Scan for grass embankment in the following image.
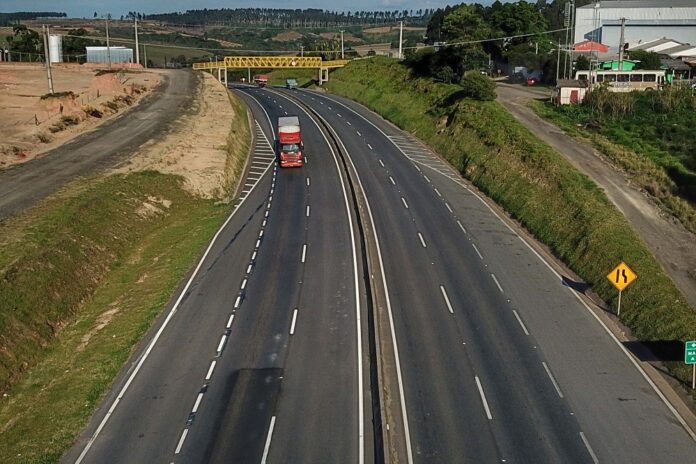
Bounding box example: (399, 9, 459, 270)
(0, 94, 250, 462)
(326, 57, 696, 388)
(532, 95, 696, 234)
(268, 69, 318, 88)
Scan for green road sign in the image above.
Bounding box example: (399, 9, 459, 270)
(686, 341, 696, 364)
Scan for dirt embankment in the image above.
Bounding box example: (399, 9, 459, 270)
(116, 72, 244, 199)
(0, 64, 161, 169)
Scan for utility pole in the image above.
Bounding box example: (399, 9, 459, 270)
(618, 17, 626, 70)
(42, 25, 54, 94)
(563, 1, 571, 79)
(398, 21, 403, 59)
(300, 45, 304, 57)
(143, 44, 147, 68)
(105, 13, 112, 69)
(340, 30, 345, 59)
(556, 39, 562, 83)
(134, 16, 140, 65)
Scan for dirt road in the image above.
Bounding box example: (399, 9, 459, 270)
(0, 70, 198, 219)
(496, 82, 696, 311)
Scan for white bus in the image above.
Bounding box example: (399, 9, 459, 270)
(574, 70, 666, 92)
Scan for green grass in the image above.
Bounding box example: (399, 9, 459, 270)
(532, 100, 696, 234)
(268, 69, 318, 88)
(326, 56, 696, 392)
(0, 89, 250, 463)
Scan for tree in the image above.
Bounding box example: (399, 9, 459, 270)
(575, 55, 590, 71)
(630, 50, 662, 70)
(460, 72, 496, 100)
(6, 24, 41, 57)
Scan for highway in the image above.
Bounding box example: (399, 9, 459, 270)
(65, 82, 696, 464)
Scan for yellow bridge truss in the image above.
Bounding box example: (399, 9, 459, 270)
(193, 56, 349, 70)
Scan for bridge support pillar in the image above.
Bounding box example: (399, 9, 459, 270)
(318, 67, 329, 86)
(217, 67, 221, 82)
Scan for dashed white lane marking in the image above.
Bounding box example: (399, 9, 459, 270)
(306, 177, 310, 186)
(445, 203, 453, 213)
(475, 376, 493, 420)
(472, 243, 484, 260)
(290, 309, 298, 335)
(368, 143, 373, 150)
(434, 188, 442, 197)
(457, 220, 467, 234)
(417, 232, 427, 248)
(491, 274, 504, 293)
(301, 244, 307, 263)
(580, 432, 599, 464)
(247, 264, 253, 274)
(389, 176, 396, 185)
(379, 159, 385, 167)
(328, 106, 332, 110)
(357, 131, 362, 137)
(319, 101, 324, 105)
(234, 295, 242, 309)
(440, 285, 454, 314)
(401, 197, 409, 209)
(306, 205, 310, 217)
(423, 175, 431, 183)
(512, 309, 530, 336)
(226, 313, 235, 329)
(284, 111, 288, 115)
(542, 362, 564, 398)
(205, 360, 216, 380)
(251, 251, 257, 260)
(260, 416, 277, 464)
(414, 164, 421, 172)
(216, 335, 227, 354)
(255, 239, 261, 249)
(174, 429, 188, 454)
(347, 121, 352, 126)
(191, 392, 204, 413)
(337, 113, 342, 117)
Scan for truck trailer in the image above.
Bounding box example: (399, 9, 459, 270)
(277, 116, 304, 168)
(253, 74, 269, 87)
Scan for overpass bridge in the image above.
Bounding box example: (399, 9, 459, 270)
(193, 56, 349, 85)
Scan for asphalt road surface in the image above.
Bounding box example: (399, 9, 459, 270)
(0, 70, 197, 220)
(65, 84, 696, 464)
(65, 85, 372, 464)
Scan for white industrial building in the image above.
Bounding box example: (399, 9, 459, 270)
(575, 1, 696, 52)
(86, 46, 133, 64)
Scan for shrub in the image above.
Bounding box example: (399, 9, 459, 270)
(60, 115, 80, 126)
(83, 106, 103, 118)
(460, 72, 496, 101)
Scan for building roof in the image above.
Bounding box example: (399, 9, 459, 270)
(574, 40, 609, 52)
(660, 44, 696, 57)
(629, 38, 683, 51)
(556, 79, 587, 88)
(579, 0, 696, 8)
(660, 57, 691, 70)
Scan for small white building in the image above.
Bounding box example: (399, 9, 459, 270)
(555, 79, 589, 105)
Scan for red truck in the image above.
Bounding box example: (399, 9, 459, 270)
(277, 116, 304, 167)
(253, 74, 269, 87)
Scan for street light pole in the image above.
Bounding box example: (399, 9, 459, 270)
(134, 16, 140, 65)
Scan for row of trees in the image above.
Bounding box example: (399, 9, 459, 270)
(412, 0, 599, 84)
(144, 8, 435, 27)
(5, 25, 101, 61)
(0, 11, 66, 26)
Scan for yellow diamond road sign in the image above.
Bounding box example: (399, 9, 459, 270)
(607, 261, 637, 292)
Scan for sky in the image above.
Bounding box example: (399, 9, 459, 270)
(0, 1, 467, 19)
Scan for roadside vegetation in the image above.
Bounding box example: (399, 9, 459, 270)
(0, 91, 250, 462)
(532, 90, 696, 234)
(326, 57, 696, 394)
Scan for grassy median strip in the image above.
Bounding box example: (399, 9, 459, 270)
(0, 88, 250, 463)
(326, 57, 696, 393)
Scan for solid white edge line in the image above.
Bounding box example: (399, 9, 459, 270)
(440, 285, 454, 314)
(174, 428, 188, 454)
(491, 273, 504, 293)
(401, 197, 409, 209)
(192, 392, 204, 413)
(307, 89, 696, 443)
(205, 360, 216, 380)
(260, 416, 276, 464)
(580, 432, 600, 464)
(542, 361, 564, 398)
(290, 309, 298, 335)
(73, 118, 275, 464)
(472, 243, 484, 260)
(512, 309, 530, 336)
(301, 244, 307, 263)
(475, 376, 493, 420)
(418, 232, 427, 248)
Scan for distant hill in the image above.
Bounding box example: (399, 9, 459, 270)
(0, 12, 66, 26)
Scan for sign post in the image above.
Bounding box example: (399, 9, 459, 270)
(606, 262, 637, 317)
(685, 341, 696, 389)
